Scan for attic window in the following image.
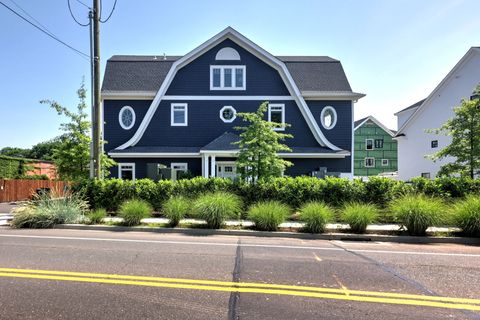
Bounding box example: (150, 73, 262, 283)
(215, 47, 241, 60)
(320, 106, 337, 130)
(220, 106, 236, 123)
(210, 66, 246, 90)
(119, 106, 135, 130)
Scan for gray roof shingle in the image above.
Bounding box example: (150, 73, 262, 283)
(396, 98, 426, 114)
(102, 55, 352, 93)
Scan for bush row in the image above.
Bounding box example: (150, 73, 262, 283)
(73, 176, 480, 212)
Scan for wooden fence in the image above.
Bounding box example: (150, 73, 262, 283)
(0, 180, 69, 203)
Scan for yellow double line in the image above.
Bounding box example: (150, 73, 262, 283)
(1, 267, 479, 311)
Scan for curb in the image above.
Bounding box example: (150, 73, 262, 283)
(54, 224, 480, 245)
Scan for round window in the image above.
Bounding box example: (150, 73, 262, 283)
(320, 106, 337, 130)
(119, 106, 135, 130)
(219, 106, 236, 123)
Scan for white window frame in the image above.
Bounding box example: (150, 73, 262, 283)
(364, 157, 375, 168)
(219, 106, 237, 123)
(320, 106, 337, 130)
(381, 159, 389, 166)
(118, 106, 136, 130)
(171, 163, 188, 171)
(118, 163, 136, 181)
(268, 103, 285, 131)
(171, 103, 188, 126)
(210, 65, 246, 90)
(365, 139, 374, 150)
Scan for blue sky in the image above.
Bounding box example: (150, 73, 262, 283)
(0, 0, 479, 149)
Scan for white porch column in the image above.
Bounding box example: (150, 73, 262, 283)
(210, 155, 216, 178)
(203, 154, 209, 178)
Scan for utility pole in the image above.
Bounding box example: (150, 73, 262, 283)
(92, 0, 102, 178)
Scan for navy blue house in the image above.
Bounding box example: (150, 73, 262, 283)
(101, 27, 364, 180)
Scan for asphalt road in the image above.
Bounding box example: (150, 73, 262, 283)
(0, 228, 479, 320)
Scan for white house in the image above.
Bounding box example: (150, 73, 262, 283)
(394, 47, 480, 180)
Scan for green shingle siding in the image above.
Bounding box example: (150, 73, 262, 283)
(354, 119, 398, 176)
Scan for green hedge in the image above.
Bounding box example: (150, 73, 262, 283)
(72, 176, 480, 212)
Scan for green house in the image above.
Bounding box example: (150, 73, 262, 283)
(354, 116, 397, 177)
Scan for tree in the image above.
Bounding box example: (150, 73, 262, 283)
(234, 102, 293, 183)
(0, 147, 31, 158)
(41, 81, 114, 180)
(429, 84, 480, 178)
(28, 136, 64, 161)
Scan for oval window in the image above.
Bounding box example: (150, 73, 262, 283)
(320, 106, 337, 130)
(219, 106, 236, 123)
(119, 106, 136, 130)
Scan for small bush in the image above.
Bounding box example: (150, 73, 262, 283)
(453, 195, 480, 237)
(299, 202, 333, 233)
(118, 199, 152, 226)
(341, 202, 378, 233)
(163, 196, 191, 227)
(194, 192, 242, 229)
(247, 201, 290, 231)
(87, 209, 107, 225)
(390, 194, 445, 236)
(11, 191, 88, 228)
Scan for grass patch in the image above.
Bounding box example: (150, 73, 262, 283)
(247, 201, 290, 231)
(193, 192, 243, 229)
(341, 202, 379, 234)
(163, 196, 191, 227)
(452, 195, 480, 237)
(86, 208, 107, 225)
(118, 199, 152, 226)
(299, 201, 333, 233)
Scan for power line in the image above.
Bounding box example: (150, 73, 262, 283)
(8, 0, 56, 37)
(99, 0, 116, 23)
(0, 1, 90, 60)
(75, 0, 90, 10)
(67, 0, 90, 27)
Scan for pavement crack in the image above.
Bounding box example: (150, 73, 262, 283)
(227, 238, 243, 320)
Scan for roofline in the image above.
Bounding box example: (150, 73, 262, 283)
(108, 151, 350, 159)
(393, 104, 421, 116)
(353, 115, 396, 137)
(396, 47, 480, 135)
(114, 27, 343, 151)
(301, 91, 365, 101)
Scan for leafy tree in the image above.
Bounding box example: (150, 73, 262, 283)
(29, 137, 64, 161)
(429, 84, 480, 178)
(234, 102, 293, 183)
(0, 147, 31, 158)
(41, 81, 114, 180)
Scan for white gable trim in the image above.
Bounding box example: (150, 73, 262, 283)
(397, 47, 480, 135)
(115, 27, 346, 151)
(354, 115, 396, 137)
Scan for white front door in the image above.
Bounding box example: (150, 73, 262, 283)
(216, 162, 237, 179)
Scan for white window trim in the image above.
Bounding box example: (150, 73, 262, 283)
(364, 157, 375, 168)
(118, 106, 136, 130)
(268, 103, 285, 131)
(171, 162, 188, 171)
(381, 159, 389, 166)
(365, 139, 374, 150)
(118, 163, 136, 181)
(210, 65, 246, 90)
(171, 103, 188, 126)
(219, 106, 237, 123)
(320, 106, 337, 130)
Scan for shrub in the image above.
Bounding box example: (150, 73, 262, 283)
(11, 191, 88, 228)
(341, 202, 379, 233)
(194, 192, 242, 229)
(452, 195, 480, 237)
(118, 199, 152, 226)
(299, 201, 333, 233)
(163, 196, 191, 227)
(390, 194, 445, 236)
(247, 201, 290, 231)
(87, 208, 107, 225)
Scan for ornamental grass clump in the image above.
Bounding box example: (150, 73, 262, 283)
(452, 195, 480, 237)
(299, 201, 334, 233)
(11, 190, 88, 228)
(86, 208, 107, 225)
(118, 199, 152, 226)
(341, 202, 379, 233)
(247, 201, 290, 231)
(163, 196, 191, 227)
(193, 192, 243, 229)
(390, 194, 445, 236)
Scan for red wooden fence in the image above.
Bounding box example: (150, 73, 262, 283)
(0, 180, 69, 203)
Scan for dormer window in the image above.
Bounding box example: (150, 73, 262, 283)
(210, 66, 246, 90)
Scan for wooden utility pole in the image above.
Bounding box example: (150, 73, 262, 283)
(92, 0, 101, 178)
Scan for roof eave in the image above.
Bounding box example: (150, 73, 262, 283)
(302, 91, 366, 101)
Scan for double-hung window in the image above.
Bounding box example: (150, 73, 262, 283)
(374, 139, 384, 149)
(366, 139, 374, 150)
(210, 66, 246, 90)
(268, 104, 285, 131)
(171, 103, 188, 126)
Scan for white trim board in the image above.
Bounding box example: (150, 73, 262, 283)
(162, 95, 294, 100)
(354, 115, 396, 137)
(114, 27, 353, 151)
(109, 151, 350, 159)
